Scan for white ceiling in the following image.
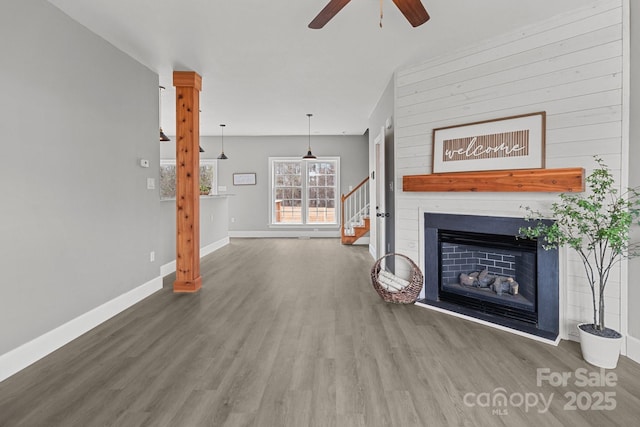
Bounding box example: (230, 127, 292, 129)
(48, 0, 594, 136)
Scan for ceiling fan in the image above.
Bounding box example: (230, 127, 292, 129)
(309, 0, 430, 29)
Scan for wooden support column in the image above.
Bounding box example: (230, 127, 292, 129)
(173, 71, 202, 293)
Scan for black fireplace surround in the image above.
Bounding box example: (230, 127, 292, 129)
(422, 213, 559, 340)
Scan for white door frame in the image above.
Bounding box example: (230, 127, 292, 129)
(374, 126, 386, 259)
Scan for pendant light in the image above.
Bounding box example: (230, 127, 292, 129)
(196, 110, 204, 152)
(217, 124, 228, 159)
(159, 86, 170, 141)
(303, 113, 317, 159)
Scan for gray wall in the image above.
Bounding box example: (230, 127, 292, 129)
(629, 1, 640, 339)
(0, 0, 161, 355)
(368, 77, 395, 256)
(194, 135, 368, 234)
(159, 142, 230, 266)
(158, 197, 229, 267)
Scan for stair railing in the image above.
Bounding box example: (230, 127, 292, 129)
(341, 176, 370, 240)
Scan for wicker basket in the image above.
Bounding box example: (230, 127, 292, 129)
(371, 253, 424, 304)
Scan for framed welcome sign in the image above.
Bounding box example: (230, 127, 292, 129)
(432, 112, 546, 173)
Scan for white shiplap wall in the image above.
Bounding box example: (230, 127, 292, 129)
(394, 0, 624, 341)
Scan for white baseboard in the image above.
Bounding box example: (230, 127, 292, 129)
(0, 277, 162, 383)
(229, 230, 340, 238)
(160, 236, 230, 277)
(626, 334, 640, 364)
(160, 259, 176, 278)
(352, 236, 370, 245)
(202, 236, 230, 257)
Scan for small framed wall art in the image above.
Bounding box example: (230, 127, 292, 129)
(233, 172, 257, 186)
(432, 112, 546, 173)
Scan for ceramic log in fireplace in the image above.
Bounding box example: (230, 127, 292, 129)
(422, 213, 559, 340)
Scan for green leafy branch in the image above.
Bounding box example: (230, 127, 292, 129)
(520, 157, 640, 331)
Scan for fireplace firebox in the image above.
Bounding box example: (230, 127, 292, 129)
(422, 213, 559, 340)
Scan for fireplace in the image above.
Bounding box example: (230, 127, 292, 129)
(422, 213, 559, 340)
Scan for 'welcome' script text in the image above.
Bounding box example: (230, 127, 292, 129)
(443, 130, 530, 162)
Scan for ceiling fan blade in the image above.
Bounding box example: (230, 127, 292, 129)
(392, 0, 430, 27)
(309, 0, 352, 29)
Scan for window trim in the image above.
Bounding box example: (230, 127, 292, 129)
(268, 157, 340, 227)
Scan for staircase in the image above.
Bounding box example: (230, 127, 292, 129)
(341, 177, 370, 244)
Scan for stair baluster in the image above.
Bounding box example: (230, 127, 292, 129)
(341, 177, 370, 244)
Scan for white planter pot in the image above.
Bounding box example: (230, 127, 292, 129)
(578, 323, 623, 369)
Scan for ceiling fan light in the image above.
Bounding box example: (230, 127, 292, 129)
(309, 0, 429, 29)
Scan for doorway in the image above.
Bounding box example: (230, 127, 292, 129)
(374, 124, 395, 259)
(375, 128, 385, 259)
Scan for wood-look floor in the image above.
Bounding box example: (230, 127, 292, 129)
(1, 238, 639, 426)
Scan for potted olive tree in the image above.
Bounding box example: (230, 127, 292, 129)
(520, 157, 640, 368)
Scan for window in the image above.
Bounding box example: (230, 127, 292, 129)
(270, 157, 339, 225)
(160, 159, 217, 200)
(307, 161, 337, 223)
(272, 160, 303, 223)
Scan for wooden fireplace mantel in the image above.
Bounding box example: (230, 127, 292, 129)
(402, 167, 584, 193)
